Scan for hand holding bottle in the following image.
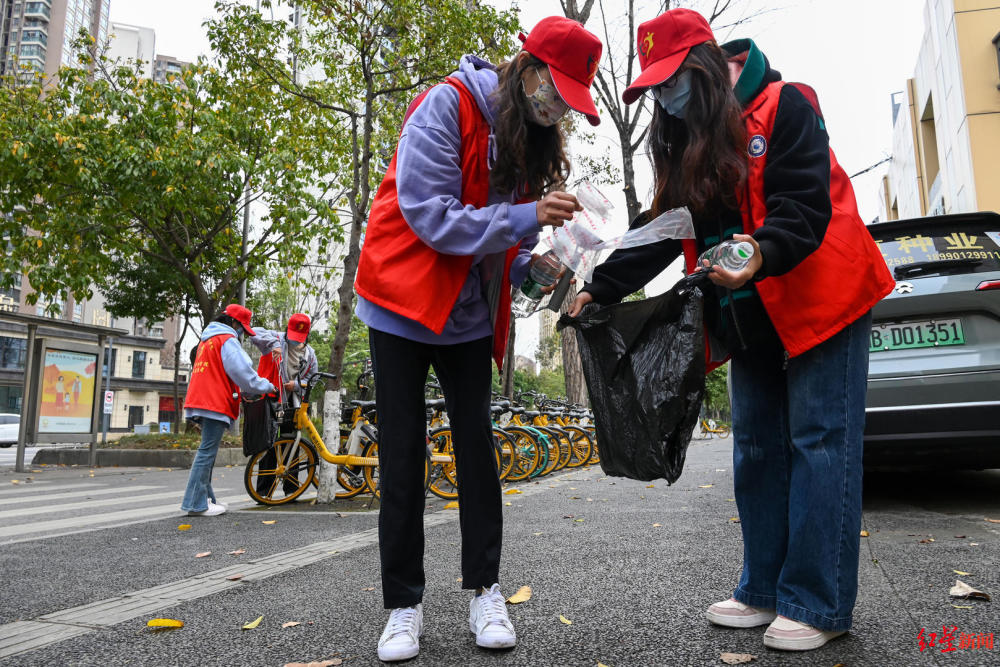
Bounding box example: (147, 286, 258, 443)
(700, 234, 763, 290)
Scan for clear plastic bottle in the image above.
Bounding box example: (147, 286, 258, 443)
(511, 249, 562, 318)
(697, 240, 755, 272)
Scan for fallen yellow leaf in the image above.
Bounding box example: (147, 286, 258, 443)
(444, 501, 459, 509)
(10, 480, 18, 485)
(726, 498, 735, 502)
(504, 502, 512, 506)
(574, 518, 584, 522)
(730, 517, 741, 523)
(559, 614, 572, 625)
(282, 621, 301, 628)
(652, 523, 662, 527)
(262, 520, 276, 525)
(147, 618, 184, 629)
(505, 489, 523, 495)
(362, 587, 375, 592)
(533, 532, 543, 536)
(178, 524, 192, 531)
(507, 586, 532, 604)
(699, 484, 713, 488)
(860, 530, 870, 537)
(242, 615, 264, 630)
(646, 484, 655, 488)
(228, 549, 246, 555)
(952, 605, 973, 609)
(597, 663, 610, 667)
(227, 574, 244, 581)
(953, 570, 972, 576)
(283, 660, 342, 667)
(720, 652, 756, 665)
(195, 551, 211, 558)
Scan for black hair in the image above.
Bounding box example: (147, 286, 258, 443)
(214, 314, 244, 336)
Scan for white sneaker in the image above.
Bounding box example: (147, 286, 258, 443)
(469, 583, 516, 649)
(377, 604, 422, 662)
(763, 615, 846, 651)
(706, 597, 777, 628)
(187, 502, 226, 517)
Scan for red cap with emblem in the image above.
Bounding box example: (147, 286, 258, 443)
(622, 9, 715, 104)
(286, 313, 311, 344)
(223, 303, 256, 337)
(518, 16, 603, 126)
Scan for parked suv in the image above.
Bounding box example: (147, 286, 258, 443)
(0, 413, 19, 447)
(864, 211, 1000, 468)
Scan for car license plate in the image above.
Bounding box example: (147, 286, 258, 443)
(869, 318, 965, 353)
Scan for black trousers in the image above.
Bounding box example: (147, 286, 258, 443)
(369, 328, 501, 609)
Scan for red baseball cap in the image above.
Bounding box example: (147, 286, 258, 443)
(286, 313, 311, 344)
(622, 9, 715, 104)
(518, 16, 602, 126)
(223, 303, 256, 337)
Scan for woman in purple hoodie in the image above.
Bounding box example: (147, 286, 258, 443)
(354, 17, 603, 663)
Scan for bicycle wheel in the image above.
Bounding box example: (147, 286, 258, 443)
(719, 425, 732, 438)
(537, 427, 563, 477)
(493, 427, 516, 481)
(551, 428, 573, 471)
(427, 428, 458, 500)
(527, 427, 552, 478)
(364, 438, 430, 500)
(244, 438, 316, 505)
(502, 426, 541, 483)
(562, 426, 594, 468)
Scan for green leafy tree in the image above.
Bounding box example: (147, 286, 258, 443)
(0, 32, 340, 326)
(703, 362, 730, 420)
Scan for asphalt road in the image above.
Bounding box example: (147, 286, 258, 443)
(1, 437, 997, 666)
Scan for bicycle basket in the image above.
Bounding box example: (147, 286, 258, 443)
(242, 396, 281, 457)
(558, 277, 708, 483)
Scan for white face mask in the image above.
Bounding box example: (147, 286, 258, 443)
(523, 68, 569, 127)
(653, 70, 693, 119)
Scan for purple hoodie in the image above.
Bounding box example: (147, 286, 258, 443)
(355, 55, 539, 345)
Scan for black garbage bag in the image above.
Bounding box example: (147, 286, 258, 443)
(242, 396, 280, 457)
(558, 275, 709, 483)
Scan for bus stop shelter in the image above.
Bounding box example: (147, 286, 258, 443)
(0, 311, 127, 473)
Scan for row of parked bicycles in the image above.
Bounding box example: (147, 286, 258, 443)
(242, 368, 599, 505)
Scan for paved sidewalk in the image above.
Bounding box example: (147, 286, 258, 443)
(1, 439, 998, 666)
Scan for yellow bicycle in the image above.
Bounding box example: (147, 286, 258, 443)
(243, 372, 429, 504)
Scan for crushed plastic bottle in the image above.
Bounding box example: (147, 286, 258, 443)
(697, 240, 754, 272)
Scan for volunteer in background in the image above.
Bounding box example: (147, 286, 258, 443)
(570, 8, 893, 652)
(354, 16, 602, 662)
(249, 313, 318, 499)
(181, 304, 276, 516)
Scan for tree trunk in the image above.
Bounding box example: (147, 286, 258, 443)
(501, 318, 516, 398)
(620, 134, 642, 223)
(560, 283, 588, 405)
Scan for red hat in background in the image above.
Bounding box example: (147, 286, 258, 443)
(223, 303, 256, 336)
(286, 313, 311, 344)
(519, 16, 603, 126)
(622, 9, 715, 104)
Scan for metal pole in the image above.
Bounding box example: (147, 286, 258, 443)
(14, 323, 37, 473)
(88, 334, 106, 467)
(101, 336, 113, 445)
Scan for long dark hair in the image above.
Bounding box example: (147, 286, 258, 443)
(647, 42, 747, 217)
(490, 53, 570, 197)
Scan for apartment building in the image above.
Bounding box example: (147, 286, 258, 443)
(881, 0, 1000, 219)
(0, 0, 111, 78)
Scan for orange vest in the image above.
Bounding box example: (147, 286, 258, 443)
(183, 333, 241, 419)
(682, 81, 894, 359)
(355, 77, 521, 369)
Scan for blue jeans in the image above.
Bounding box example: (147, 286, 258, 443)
(729, 311, 871, 632)
(180, 417, 226, 512)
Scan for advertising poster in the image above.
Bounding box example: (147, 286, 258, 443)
(38, 349, 97, 434)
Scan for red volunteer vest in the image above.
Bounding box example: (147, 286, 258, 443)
(183, 333, 241, 419)
(355, 77, 521, 369)
(257, 351, 281, 398)
(682, 81, 894, 360)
